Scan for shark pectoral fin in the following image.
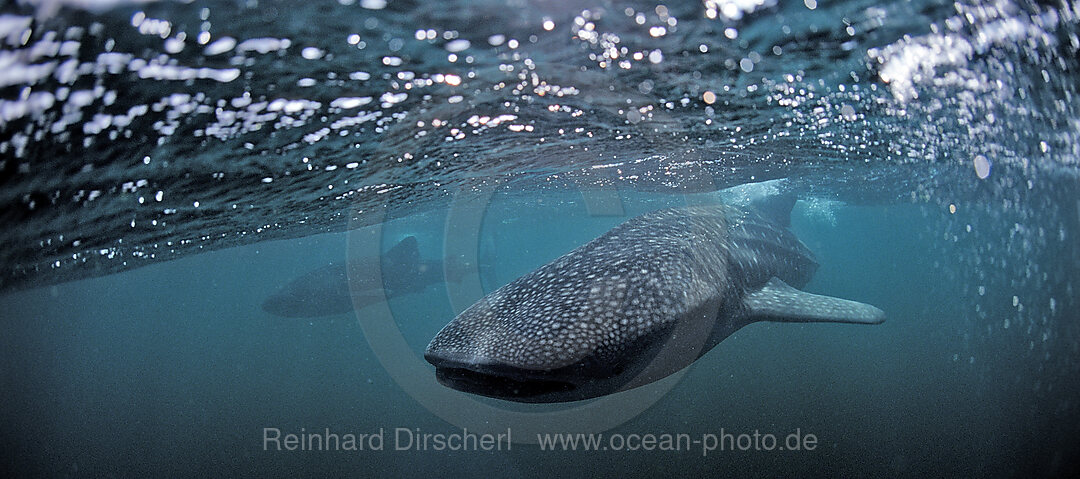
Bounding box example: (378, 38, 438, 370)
(743, 278, 885, 325)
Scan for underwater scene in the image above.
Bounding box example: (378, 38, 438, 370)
(1, 0, 1078, 476)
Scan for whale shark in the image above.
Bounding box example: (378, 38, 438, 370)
(425, 192, 885, 403)
(262, 236, 460, 318)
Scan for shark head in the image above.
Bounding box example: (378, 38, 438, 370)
(424, 270, 699, 402)
(425, 206, 738, 402)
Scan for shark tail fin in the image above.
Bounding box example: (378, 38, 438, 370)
(477, 234, 498, 291)
(442, 235, 499, 291)
(743, 278, 885, 324)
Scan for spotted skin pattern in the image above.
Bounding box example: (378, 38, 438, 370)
(425, 203, 884, 402)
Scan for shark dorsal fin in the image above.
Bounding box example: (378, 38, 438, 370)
(748, 191, 796, 227)
(743, 278, 885, 324)
(384, 235, 420, 270)
(716, 179, 797, 227)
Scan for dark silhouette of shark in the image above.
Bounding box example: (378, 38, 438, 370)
(262, 236, 475, 318)
(425, 193, 885, 403)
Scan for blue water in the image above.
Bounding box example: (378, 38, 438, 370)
(2, 0, 1079, 476)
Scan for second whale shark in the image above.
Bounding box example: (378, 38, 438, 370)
(262, 236, 479, 318)
(425, 190, 885, 402)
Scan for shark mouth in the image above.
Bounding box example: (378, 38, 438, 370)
(433, 366, 578, 401)
(425, 350, 587, 401)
